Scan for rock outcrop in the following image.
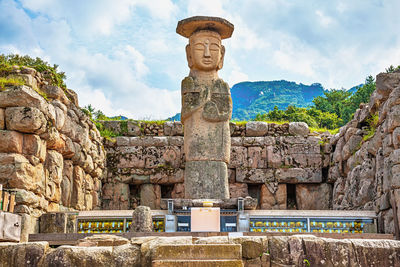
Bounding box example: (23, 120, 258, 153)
(0, 67, 105, 240)
(330, 71, 400, 234)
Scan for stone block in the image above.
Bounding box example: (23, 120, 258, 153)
(229, 183, 248, 198)
(243, 136, 275, 146)
(151, 244, 242, 260)
(229, 146, 248, 168)
(0, 153, 45, 193)
(265, 145, 282, 168)
(44, 150, 63, 202)
(131, 206, 153, 232)
(101, 182, 130, 210)
(230, 236, 263, 259)
(5, 106, 47, 134)
(23, 134, 46, 163)
(236, 168, 274, 184)
(275, 168, 322, 183)
(127, 121, 141, 136)
(246, 121, 268, 136)
(142, 136, 168, 147)
(115, 146, 145, 168)
(0, 130, 23, 153)
(42, 244, 141, 266)
(150, 169, 184, 184)
(77, 234, 130, 247)
(0, 241, 48, 266)
(140, 184, 161, 209)
(40, 212, 68, 233)
(289, 122, 309, 136)
(248, 146, 267, 168)
(260, 184, 286, 209)
(41, 84, 69, 102)
(164, 121, 183, 136)
(167, 136, 184, 146)
(185, 161, 229, 199)
(0, 108, 4, 129)
(171, 183, 185, 198)
(296, 183, 332, 210)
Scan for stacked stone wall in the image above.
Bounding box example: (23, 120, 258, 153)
(0, 67, 105, 239)
(102, 120, 332, 210)
(330, 70, 400, 234)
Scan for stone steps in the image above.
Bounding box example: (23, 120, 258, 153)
(152, 259, 244, 267)
(151, 244, 243, 267)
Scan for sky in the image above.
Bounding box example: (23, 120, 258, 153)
(1, 0, 400, 119)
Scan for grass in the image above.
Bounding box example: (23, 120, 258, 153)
(0, 77, 25, 90)
(310, 127, 339, 135)
(363, 112, 379, 141)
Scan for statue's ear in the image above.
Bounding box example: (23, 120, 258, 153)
(186, 44, 193, 68)
(218, 45, 225, 70)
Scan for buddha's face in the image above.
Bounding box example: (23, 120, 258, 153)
(186, 30, 225, 72)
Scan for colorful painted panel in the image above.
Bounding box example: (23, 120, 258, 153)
(249, 218, 308, 233)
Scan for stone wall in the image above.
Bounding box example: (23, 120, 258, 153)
(0, 67, 105, 239)
(330, 70, 400, 235)
(102, 120, 331, 210)
(1, 235, 399, 266)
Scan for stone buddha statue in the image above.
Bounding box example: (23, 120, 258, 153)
(176, 16, 234, 199)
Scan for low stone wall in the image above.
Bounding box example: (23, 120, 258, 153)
(102, 120, 331, 210)
(0, 235, 399, 266)
(0, 68, 105, 240)
(330, 71, 400, 234)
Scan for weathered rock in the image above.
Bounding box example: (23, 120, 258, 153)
(231, 236, 264, 259)
(0, 241, 49, 267)
(185, 161, 229, 199)
(229, 183, 248, 198)
(296, 183, 332, 210)
(275, 168, 322, 183)
(0, 130, 23, 153)
(376, 72, 400, 99)
(140, 184, 161, 209)
(289, 122, 309, 136)
(40, 212, 68, 233)
(164, 121, 183, 136)
(42, 244, 141, 267)
(260, 184, 286, 209)
(23, 134, 46, 163)
(5, 106, 47, 134)
(77, 235, 130, 247)
(246, 121, 268, 136)
(236, 168, 274, 184)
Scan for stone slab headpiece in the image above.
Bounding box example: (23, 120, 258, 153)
(176, 16, 234, 39)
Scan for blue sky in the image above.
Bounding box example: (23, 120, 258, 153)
(1, 0, 400, 119)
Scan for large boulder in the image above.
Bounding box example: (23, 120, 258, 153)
(0, 130, 23, 153)
(246, 121, 268, 136)
(5, 106, 47, 134)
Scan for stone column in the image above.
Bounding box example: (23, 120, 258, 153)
(176, 16, 234, 199)
(130, 206, 153, 232)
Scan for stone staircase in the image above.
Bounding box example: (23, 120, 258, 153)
(151, 244, 244, 267)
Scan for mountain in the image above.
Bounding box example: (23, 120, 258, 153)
(167, 80, 358, 121)
(230, 80, 325, 120)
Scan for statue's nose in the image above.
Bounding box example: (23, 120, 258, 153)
(204, 46, 211, 58)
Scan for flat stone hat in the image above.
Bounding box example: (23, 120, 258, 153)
(176, 16, 234, 39)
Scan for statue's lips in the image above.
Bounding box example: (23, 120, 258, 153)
(202, 60, 213, 64)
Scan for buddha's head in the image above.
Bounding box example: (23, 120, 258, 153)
(186, 30, 225, 72)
